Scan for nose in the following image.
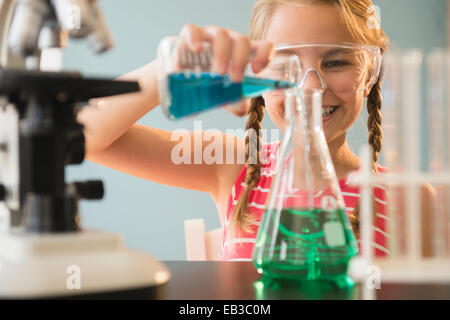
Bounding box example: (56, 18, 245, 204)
(299, 67, 327, 91)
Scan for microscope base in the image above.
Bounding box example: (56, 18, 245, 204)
(0, 229, 170, 299)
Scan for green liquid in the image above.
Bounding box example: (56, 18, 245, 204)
(253, 208, 358, 288)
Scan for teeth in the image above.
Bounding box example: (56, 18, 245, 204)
(322, 106, 337, 117)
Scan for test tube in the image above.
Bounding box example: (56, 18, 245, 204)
(382, 50, 424, 260)
(402, 50, 423, 261)
(427, 49, 450, 258)
(381, 52, 401, 257)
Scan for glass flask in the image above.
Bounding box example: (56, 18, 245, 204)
(156, 36, 300, 120)
(252, 88, 359, 288)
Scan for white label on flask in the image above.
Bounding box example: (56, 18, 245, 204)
(324, 221, 345, 247)
(280, 239, 287, 261)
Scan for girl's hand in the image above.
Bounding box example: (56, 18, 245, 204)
(179, 24, 274, 117)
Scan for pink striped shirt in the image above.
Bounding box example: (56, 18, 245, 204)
(221, 141, 390, 261)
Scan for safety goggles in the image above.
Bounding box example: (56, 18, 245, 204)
(261, 43, 382, 96)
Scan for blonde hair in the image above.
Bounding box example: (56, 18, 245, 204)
(229, 0, 389, 240)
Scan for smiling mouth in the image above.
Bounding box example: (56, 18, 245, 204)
(322, 106, 339, 120)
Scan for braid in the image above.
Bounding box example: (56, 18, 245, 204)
(367, 80, 383, 164)
(228, 96, 265, 241)
(349, 77, 384, 239)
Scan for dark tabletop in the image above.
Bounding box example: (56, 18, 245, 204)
(162, 261, 450, 300)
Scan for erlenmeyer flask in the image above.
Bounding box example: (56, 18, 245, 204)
(252, 88, 358, 288)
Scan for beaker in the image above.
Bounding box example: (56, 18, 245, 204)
(252, 88, 358, 288)
(156, 36, 300, 120)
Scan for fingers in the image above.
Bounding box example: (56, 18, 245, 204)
(201, 26, 232, 75)
(180, 24, 204, 52)
(203, 27, 251, 81)
(228, 33, 251, 82)
(178, 24, 274, 82)
(250, 40, 275, 74)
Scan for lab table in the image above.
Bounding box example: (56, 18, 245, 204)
(161, 261, 450, 300)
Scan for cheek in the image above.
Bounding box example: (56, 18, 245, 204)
(263, 93, 286, 128)
(323, 92, 364, 141)
(263, 91, 365, 140)
(336, 92, 364, 119)
(263, 93, 285, 115)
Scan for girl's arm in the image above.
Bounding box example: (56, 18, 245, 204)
(79, 60, 161, 155)
(77, 25, 273, 212)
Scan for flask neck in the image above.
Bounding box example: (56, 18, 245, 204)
(285, 88, 343, 200)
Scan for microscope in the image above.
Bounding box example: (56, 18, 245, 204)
(0, 0, 170, 298)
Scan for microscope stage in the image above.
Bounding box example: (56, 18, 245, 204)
(0, 229, 170, 299)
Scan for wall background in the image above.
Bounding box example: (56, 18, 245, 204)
(64, 0, 447, 260)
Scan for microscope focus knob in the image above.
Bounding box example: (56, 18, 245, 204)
(66, 130, 85, 164)
(0, 184, 6, 201)
(74, 180, 104, 200)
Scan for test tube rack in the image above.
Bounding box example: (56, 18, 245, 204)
(348, 49, 450, 291)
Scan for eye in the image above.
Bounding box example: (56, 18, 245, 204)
(323, 60, 350, 69)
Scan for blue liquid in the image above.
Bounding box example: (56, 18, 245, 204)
(165, 72, 295, 120)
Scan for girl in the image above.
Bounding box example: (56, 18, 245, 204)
(79, 0, 432, 260)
